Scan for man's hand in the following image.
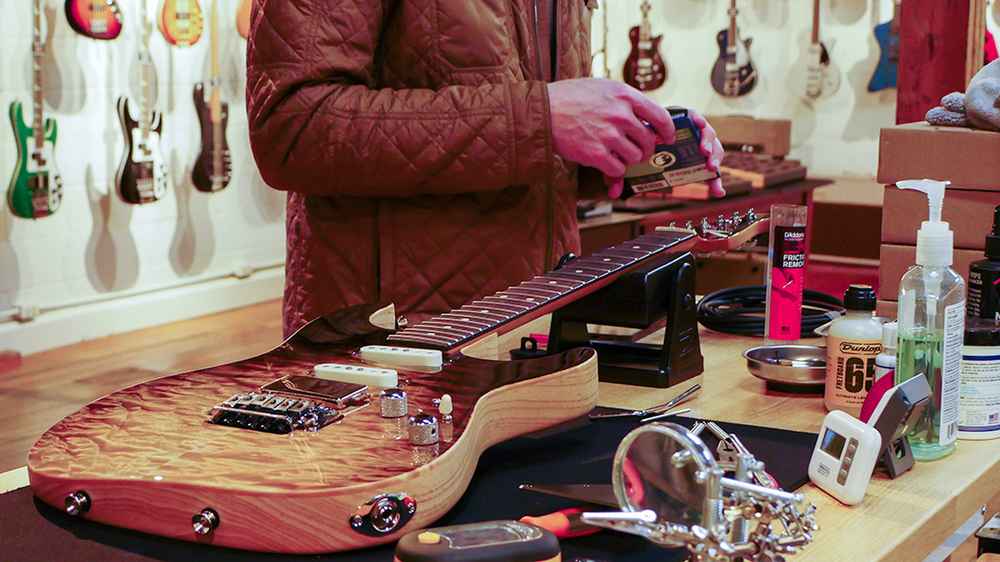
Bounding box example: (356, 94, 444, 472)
(548, 79, 674, 198)
(690, 109, 726, 199)
(548, 79, 727, 199)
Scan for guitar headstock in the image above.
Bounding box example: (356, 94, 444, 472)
(656, 208, 769, 254)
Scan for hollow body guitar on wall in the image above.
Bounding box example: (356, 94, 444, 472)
(8, 0, 63, 220)
(711, 0, 757, 97)
(29, 213, 769, 554)
(159, 0, 203, 46)
(193, 0, 232, 193)
(788, 0, 841, 101)
(868, 0, 900, 92)
(116, 0, 168, 204)
(623, 0, 666, 92)
(65, 0, 123, 40)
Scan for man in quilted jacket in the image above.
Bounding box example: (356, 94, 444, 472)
(247, 0, 725, 337)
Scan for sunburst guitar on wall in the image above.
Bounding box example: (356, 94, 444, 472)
(711, 0, 757, 97)
(868, 0, 900, 92)
(623, 0, 666, 92)
(236, 0, 251, 39)
(159, 0, 203, 47)
(788, 0, 841, 101)
(193, 0, 231, 193)
(9, 0, 63, 220)
(65, 0, 123, 40)
(116, 0, 167, 204)
(28, 212, 769, 553)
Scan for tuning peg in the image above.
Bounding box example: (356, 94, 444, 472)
(668, 221, 677, 228)
(700, 217, 712, 233)
(684, 220, 694, 230)
(731, 211, 743, 225)
(746, 208, 757, 221)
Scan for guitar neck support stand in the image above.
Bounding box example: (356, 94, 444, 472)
(545, 251, 703, 388)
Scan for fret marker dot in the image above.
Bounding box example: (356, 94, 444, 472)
(481, 310, 489, 313)
(526, 297, 535, 301)
(575, 270, 583, 273)
(602, 258, 611, 262)
(548, 281, 557, 284)
(498, 295, 507, 298)
(632, 245, 640, 249)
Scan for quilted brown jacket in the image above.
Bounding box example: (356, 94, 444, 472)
(247, 0, 597, 337)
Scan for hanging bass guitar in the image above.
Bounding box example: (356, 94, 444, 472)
(65, 0, 123, 40)
(29, 212, 769, 553)
(710, 0, 757, 97)
(623, 0, 667, 92)
(116, 0, 168, 204)
(193, 0, 232, 193)
(8, 0, 63, 219)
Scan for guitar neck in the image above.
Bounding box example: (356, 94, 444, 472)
(638, 0, 652, 43)
(32, 0, 44, 150)
(728, 0, 738, 49)
(139, 0, 153, 138)
(209, 0, 222, 122)
(890, 0, 901, 34)
(811, 0, 820, 45)
(387, 214, 768, 353)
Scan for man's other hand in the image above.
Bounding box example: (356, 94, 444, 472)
(548, 79, 673, 199)
(690, 109, 726, 199)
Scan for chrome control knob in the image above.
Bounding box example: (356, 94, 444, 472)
(64, 491, 90, 516)
(380, 388, 408, 418)
(408, 413, 439, 446)
(192, 508, 220, 535)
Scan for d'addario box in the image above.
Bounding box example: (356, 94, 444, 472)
(622, 107, 719, 198)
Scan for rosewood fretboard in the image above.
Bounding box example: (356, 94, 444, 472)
(386, 228, 695, 352)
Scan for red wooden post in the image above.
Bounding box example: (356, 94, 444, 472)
(896, 0, 972, 124)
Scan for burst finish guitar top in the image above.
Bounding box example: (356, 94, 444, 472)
(710, 0, 757, 98)
(159, 0, 203, 46)
(65, 0, 123, 40)
(29, 213, 768, 553)
(8, 0, 63, 219)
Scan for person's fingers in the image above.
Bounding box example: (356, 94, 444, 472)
(612, 112, 657, 158)
(709, 177, 726, 198)
(605, 175, 624, 199)
(711, 137, 724, 169)
(605, 132, 644, 166)
(624, 89, 675, 143)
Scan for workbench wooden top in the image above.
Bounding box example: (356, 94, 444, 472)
(588, 326, 999, 562)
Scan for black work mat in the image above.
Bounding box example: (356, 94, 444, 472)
(2, 416, 817, 562)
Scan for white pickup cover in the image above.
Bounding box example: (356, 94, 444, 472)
(360, 345, 443, 369)
(313, 363, 398, 388)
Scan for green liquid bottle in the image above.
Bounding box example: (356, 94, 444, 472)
(894, 180, 965, 461)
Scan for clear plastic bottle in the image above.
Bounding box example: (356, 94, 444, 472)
(895, 179, 966, 461)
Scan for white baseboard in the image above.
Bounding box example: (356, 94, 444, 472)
(0, 269, 284, 356)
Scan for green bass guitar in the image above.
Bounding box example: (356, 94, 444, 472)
(8, 101, 62, 219)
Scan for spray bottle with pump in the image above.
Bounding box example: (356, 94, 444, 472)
(895, 179, 966, 461)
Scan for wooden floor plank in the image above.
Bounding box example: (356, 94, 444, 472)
(0, 300, 283, 473)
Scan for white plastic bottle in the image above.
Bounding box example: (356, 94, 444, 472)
(895, 179, 966, 461)
(825, 285, 883, 417)
(875, 321, 898, 382)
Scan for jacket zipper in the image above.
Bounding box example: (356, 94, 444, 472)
(529, 0, 556, 267)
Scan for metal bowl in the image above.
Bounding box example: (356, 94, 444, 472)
(743, 345, 826, 389)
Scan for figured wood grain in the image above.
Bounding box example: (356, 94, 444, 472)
(28, 304, 599, 553)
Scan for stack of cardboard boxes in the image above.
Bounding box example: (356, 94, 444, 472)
(877, 123, 1000, 317)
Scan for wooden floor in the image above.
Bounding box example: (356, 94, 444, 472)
(0, 300, 284, 474)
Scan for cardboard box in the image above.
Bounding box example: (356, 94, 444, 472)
(878, 243, 983, 301)
(878, 122, 1000, 191)
(705, 115, 791, 157)
(877, 300, 897, 319)
(882, 186, 1000, 250)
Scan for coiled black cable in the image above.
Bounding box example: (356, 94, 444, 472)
(697, 285, 844, 337)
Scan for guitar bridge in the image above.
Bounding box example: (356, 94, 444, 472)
(207, 376, 370, 434)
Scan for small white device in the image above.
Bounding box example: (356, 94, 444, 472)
(807, 410, 882, 505)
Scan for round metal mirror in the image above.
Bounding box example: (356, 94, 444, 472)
(611, 423, 716, 536)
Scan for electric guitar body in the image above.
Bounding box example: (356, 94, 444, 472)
(192, 83, 232, 192)
(115, 97, 168, 204)
(28, 214, 769, 553)
(158, 0, 203, 46)
(236, 0, 251, 39)
(65, 0, 123, 40)
(29, 304, 600, 553)
(868, 20, 899, 92)
(622, 1, 667, 92)
(710, 29, 757, 97)
(788, 1, 841, 101)
(8, 101, 62, 219)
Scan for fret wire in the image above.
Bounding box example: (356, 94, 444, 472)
(503, 289, 553, 302)
(439, 313, 494, 328)
(588, 253, 635, 264)
(485, 294, 537, 307)
(459, 305, 513, 320)
(530, 275, 581, 287)
(474, 296, 528, 310)
(565, 260, 615, 273)
(385, 333, 452, 348)
(414, 320, 479, 338)
(394, 328, 460, 344)
(615, 241, 665, 252)
(602, 249, 650, 259)
(513, 283, 563, 296)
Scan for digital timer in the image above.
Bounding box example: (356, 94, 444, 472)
(807, 410, 882, 505)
